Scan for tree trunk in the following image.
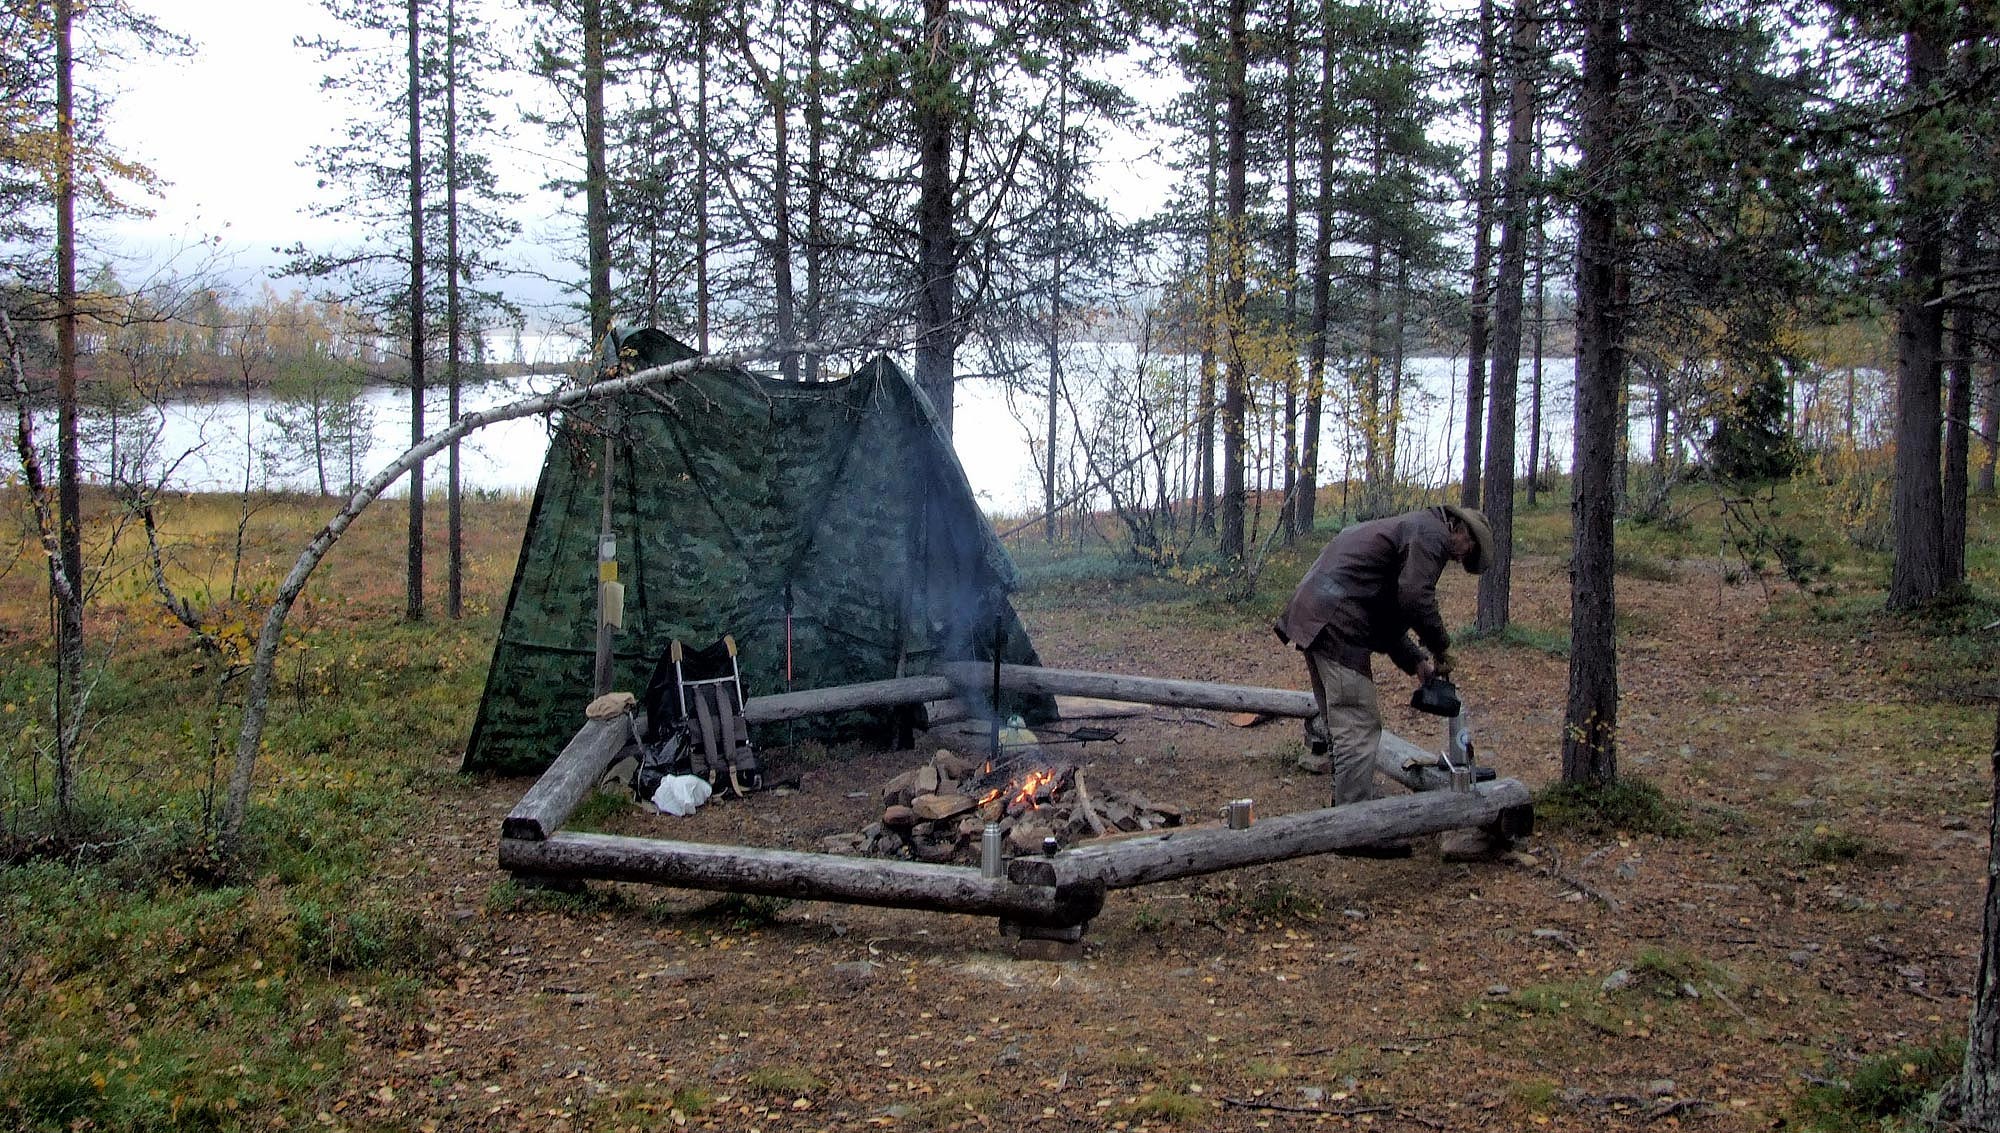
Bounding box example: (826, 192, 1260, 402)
(805, 0, 826, 382)
(1388, 255, 1407, 489)
(1218, 0, 1250, 562)
(312, 396, 330, 498)
(445, 0, 464, 621)
(405, 0, 427, 625)
(1938, 700, 2000, 1127)
(1526, 149, 1546, 509)
(1045, 48, 1070, 545)
(1361, 105, 1388, 514)
(769, 1, 799, 382)
(1300, 0, 1335, 537)
(1562, 0, 1620, 788)
(1462, 0, 1496, 508)
(696, 8, 712, 353)
(1198, 109, 1219, 535)
(583, 0, 611, 346)
(1888, 14, 1947, 611)
(1980, 354, 1998, 495)
(913, 0, 958, 433)
(1612, 259, 1631, 514)
(1943, 207, 1975, 589)
(53, 0, 83, 816)
(1279, 0, 1301, 542)
(1478, 0, 1538, 634)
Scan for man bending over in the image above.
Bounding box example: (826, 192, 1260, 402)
(1274, 505, 1492, 856)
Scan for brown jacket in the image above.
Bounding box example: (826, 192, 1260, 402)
(1273, 508, 1454, 676)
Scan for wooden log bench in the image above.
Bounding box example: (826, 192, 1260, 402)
(1005, 779, 1534, 890)
(500, 830, 1105, 928)
(495, 667, 1532, 949)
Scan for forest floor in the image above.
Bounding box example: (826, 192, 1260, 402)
(342, 541, 1993, 1132)
(3, 488, 1996, 1133)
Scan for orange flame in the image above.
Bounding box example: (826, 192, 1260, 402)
(1009, 767, 1058, 811)
(973, 767, 1062, 813)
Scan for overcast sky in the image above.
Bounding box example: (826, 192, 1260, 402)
(99, 2, 1173, 336)
(110, 3, 374, 259)
(102, 2, 577, 323)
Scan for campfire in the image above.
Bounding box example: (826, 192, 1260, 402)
(818, 749, 1184, 863)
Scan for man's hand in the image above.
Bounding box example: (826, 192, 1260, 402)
(1432, 651, 1454, 679)
(1416, 657, 1437, 682)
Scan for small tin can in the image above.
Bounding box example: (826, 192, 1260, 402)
(1227, 798, 1255, 829)
(1449, 767, 1475, 793)
(981, 823, 1004, 878)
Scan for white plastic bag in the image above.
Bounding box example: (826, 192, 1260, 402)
(651, 774, 713, 817)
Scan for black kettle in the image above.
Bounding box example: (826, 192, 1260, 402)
(1409, 676, 1462, 717)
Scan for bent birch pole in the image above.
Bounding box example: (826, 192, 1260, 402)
(219, 341, 839, 854)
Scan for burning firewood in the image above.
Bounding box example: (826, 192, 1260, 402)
(846, 749, 1184, 864)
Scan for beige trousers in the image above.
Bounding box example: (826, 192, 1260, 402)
(1306, 650, 1382, 806)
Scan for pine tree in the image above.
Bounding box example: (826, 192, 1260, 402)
(1461, 0, 1496, 509)
(1563, 0, 1621, 788)
(1476, 0, 1541, 633)
(289, 0, 519, 623)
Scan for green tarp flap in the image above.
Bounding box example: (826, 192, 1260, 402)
(464, 329, 1049, 776)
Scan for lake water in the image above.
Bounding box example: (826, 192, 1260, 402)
(37, 351, 1586, 516)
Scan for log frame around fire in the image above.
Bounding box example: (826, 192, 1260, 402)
(496, 668, 1534, 953)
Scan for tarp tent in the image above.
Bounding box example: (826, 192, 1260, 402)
(464, 328, 1049, 775)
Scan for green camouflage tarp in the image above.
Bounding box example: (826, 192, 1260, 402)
(463, 329, 1050, 776)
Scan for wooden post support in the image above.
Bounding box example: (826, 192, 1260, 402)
(502, 714, 633, 841)
(499, 830, 1105, 927)
(1006, 778, 1534, 891)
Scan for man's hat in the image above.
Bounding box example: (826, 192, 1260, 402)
(1441, 505, 1494, 575)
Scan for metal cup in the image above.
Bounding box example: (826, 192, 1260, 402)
(1450, 767, 1475, 793)
(1227, 798, 1255, 829)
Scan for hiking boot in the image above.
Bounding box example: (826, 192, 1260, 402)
(1335, 842, 1413, 860)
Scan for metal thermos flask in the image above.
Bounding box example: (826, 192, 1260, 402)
(1227, 798, 1255, 829)
(981, 823, 1003, 878)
